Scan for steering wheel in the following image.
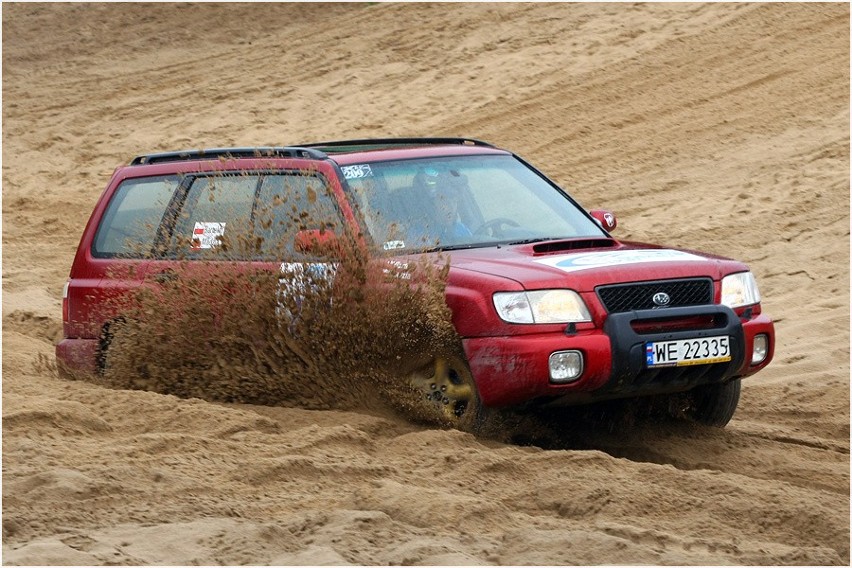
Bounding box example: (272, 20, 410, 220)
(474, 217, 520, 238)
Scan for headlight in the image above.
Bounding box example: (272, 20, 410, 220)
(493, 290, 591, 324)
(721, 272, 761, 308)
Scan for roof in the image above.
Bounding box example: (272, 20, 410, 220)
(301, 138, 509, 166)
(128, 138, 507, 167)
(299, 137, 495, 154)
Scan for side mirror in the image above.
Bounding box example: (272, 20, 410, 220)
(294, 229, 340, 255)
(589, 209, 617, 232)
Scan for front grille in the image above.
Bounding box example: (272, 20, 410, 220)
(597, 278, 714, 313)
(630, 313, 726, 335)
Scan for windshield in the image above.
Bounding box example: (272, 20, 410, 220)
(344, 154, 607, 253)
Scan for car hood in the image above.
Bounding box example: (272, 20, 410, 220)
(444, 239, 748, 292)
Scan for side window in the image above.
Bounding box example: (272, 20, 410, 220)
(172, 175, 259, 258)
(255, 173, 342, 258)
(93, 175, 179, 258)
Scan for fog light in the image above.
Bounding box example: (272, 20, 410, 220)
(549, 351, 583, 383)
(752, 334, 769, 365)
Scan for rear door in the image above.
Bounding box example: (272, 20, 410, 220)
(149, 165, 350, 289)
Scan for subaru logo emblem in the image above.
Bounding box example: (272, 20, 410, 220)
(652, 292, 671, 306)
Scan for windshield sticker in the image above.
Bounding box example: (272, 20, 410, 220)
(341, 164, 373, 180)
(190, 222, 226, 250)
(383, 240, 406, 251)
(535, 249, 707, 273)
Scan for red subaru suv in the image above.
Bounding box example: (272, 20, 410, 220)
(57, 138, 774, 429)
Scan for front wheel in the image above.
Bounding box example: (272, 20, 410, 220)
(687, 378, 741, 427)
(405, 353, 486, 432)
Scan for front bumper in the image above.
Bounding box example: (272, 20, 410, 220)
(464, 305, 774, 407)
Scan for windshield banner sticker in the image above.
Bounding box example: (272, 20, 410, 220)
(536, 249, 707, 273)
(190, 222, 226, 250)
(341, 164, 373, 180)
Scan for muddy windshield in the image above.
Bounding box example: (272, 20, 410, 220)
(344, 155, 606, 253)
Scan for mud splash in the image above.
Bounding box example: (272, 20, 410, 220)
(97, 232, 462, 426)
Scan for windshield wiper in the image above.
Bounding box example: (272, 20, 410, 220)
(506, 236, 565, 245)
(420, 242, 496, 253)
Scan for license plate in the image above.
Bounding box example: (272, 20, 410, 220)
(646, 335, 731, 368)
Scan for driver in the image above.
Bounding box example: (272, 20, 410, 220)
(433, 184, 472, 241)
(414, 168, 472, 244)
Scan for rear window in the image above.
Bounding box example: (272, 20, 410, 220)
(93, 175, 179, 258)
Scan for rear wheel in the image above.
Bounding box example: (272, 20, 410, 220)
(687, 378, 741, 427)
(96, 320, 121, 375)
(406, 354, 485, 432)
(97, 318, 154, 391)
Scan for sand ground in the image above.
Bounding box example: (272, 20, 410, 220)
(2, 3, 849, 565)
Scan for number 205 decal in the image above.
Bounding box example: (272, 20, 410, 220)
(341, 164, 373, 179)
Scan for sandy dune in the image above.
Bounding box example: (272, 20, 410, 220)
(2, 3, 849, 565)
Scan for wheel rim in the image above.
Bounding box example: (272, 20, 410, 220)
(408, 355, 476, 425)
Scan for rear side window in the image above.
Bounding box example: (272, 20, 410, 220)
(93, 175, 179, 258)
(171, 174, 259, 256)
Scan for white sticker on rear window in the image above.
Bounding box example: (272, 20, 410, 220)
(535, 249, 706, 273)
(341, 164, 373, 180)
(191, 222, 226, 250)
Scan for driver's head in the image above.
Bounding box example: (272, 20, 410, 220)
(415, 167, 467, 191)
(414, 168, 465, 225)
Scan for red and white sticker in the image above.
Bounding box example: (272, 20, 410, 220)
(191, 222, 226, 250)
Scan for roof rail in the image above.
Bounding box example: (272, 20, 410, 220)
(130, 146, 327, 166)
(299, 138, 496, 153)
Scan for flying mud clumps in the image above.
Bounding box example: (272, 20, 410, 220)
(97, 225, 462, 425)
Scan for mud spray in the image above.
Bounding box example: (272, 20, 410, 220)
(92, 202, 476, 430)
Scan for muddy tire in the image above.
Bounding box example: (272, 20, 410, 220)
(96, 319, 121, 375)
(688, 378, 741, 427)
(405, 353, 487, 433)
(97, 318, 154, 391)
